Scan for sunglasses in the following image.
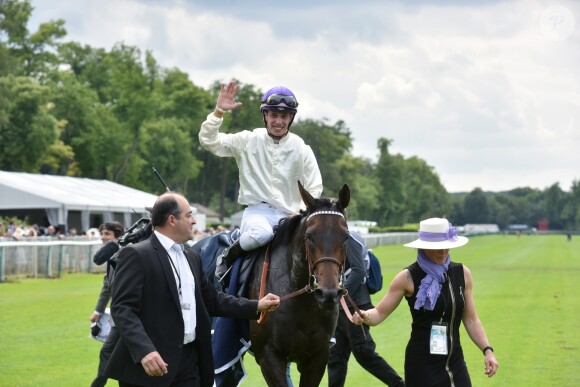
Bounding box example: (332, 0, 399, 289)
(264, 94, 299, 108)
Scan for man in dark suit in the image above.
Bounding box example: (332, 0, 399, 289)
(105, 192, 280, 387)
(327, 231, 404, 387)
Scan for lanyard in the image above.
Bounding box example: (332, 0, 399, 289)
(167, 250, 182, 299)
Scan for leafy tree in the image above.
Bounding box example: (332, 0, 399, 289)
(544, 183, 565, 229)
(40, 139, 75, 175)
(143, 68, 211, 196)
(0, 0, 66, 79)
(45, 72, 127, 178)
(0, 76, 57, 171)
(157, 68, 212, 135)
(463, 188, 489, 223)
(374, 138, 406, 226)
(402, 156, 450, 222)
(334, 154, 380, 220)
(504, 187, 544, 227)
(101, 45, 157, 184)
(0, 0, 64, 173)
(561, 180, 580, 230)
(449, 196, 467, 225)
(57, 41, 110, 94)
(139, 118, 202, 194)
(292, 118, 352, 196)
(487, 195, 514, 230)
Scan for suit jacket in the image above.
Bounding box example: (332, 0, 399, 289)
(105, 233, 259, 387)
(94, 272, 111, 314)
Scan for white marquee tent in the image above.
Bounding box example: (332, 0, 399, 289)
(0, 170, 204, 233)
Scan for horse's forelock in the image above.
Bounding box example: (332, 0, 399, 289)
(310, 197, 338, 212)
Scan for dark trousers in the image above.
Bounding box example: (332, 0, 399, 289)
(118, 342, 200, 387)
(328, 305, 404, 387)
(91, 326, 120, 387)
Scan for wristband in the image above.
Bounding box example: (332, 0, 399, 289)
(215, 105, 226, 113)
(482, 345, 494, 355)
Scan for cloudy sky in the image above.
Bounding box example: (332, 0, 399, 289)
(28, 0, 579, 193)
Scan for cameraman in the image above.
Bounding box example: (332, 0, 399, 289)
(89, 221, 124, 387)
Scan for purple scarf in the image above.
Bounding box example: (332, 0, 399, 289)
(413, 250, 450, 311)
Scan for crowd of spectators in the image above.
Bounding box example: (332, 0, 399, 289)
(0, 221, 101, 242)
(0, 219, 232, 244)
(190, 225, 229, 244)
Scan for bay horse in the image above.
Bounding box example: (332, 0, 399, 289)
(247, 182, 350, 386)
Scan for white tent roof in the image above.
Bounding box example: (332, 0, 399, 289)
(0, 170, 158, 212)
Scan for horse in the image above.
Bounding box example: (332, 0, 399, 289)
(247, 182, 350, 387)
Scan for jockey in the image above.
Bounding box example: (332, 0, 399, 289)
(199, 80, 323, 278)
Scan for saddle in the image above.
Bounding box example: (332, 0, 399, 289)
(191, 229, 261, 297)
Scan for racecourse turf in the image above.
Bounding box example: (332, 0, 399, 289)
(0, 234, 577, 386)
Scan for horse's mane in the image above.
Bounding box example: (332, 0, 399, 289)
(270, 196, 340, 249)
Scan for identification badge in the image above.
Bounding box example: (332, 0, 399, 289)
(181, 303, 192, 334)
(430, 322, 448, 355)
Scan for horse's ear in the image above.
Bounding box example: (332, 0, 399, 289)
(337, 184, 350, 211)
(298, 181, 316, 209)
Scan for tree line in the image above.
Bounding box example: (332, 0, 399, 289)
(1, 0, 578, 230)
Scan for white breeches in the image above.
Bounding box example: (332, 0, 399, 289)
(239, 203, 290, 251)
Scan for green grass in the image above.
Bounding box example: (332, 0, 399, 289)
(1, 235, 578, 386)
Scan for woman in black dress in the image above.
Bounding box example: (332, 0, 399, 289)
(353, 218, 499, 386)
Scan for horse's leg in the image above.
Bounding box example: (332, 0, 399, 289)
(256, 348, 290, 387)
(296, 350, 329, 387)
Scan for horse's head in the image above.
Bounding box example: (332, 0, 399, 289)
(299, 181, 350, 305)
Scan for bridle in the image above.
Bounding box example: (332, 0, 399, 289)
(304, 210, 346, 289)
(257, 209, 347, 324)
(305, 211, 365, 330)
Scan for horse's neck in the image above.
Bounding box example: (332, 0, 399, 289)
(289, 223, 310, 287)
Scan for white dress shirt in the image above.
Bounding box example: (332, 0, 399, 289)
(154, 231, 196, 344)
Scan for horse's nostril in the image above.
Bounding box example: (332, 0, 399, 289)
(314, 288, 341, 304)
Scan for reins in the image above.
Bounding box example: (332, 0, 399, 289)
(257, 241, 317, 324)
(339, 291, 367, 339)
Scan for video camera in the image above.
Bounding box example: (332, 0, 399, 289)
(118, 217, 153, 246)
(107, 217, 152, 269)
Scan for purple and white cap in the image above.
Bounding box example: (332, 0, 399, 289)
(404, 218, 468, 249)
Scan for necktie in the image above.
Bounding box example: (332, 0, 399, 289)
(172, 243, 184, 256)
(171, 243, 196, 342)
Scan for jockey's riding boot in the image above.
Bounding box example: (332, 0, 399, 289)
(215, 240, 246, 288)
(223, 240, 246, 267)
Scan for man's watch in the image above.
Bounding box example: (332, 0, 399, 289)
(482, 345, 494, 355)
